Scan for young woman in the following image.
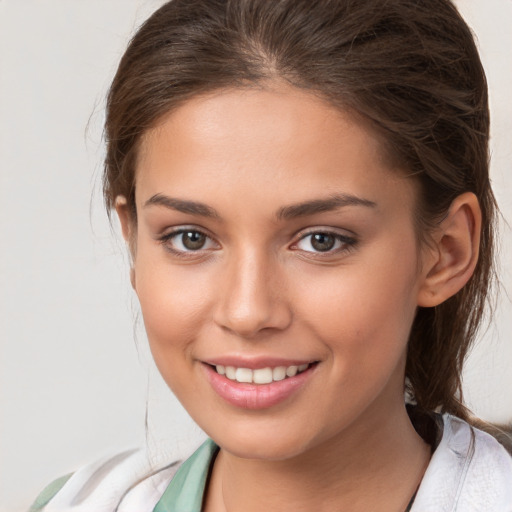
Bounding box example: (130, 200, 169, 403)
(30, 0, 512, 510)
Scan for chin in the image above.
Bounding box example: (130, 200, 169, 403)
(205, 421, 320, 461)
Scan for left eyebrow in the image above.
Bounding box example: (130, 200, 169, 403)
(276, 194, 377, 220)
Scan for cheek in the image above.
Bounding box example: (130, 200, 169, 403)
(133, 252, 215, 370)
(293, 243, 419, 372)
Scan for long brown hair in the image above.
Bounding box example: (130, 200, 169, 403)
(104, 0, 497, 425)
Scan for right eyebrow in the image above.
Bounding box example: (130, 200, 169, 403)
(276, 194, 377, 220)
(143, 194, 220, 219)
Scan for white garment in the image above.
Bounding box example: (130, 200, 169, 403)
(36, 414, 512, 511)
(412, 415, 512, 511)
(40, 449, 181, 512)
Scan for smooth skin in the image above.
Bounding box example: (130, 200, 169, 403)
(117, 83, 481, 512)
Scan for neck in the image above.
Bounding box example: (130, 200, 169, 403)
(204, 402, 431, 512)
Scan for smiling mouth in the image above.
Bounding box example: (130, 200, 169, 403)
(212, 363, 315, 384)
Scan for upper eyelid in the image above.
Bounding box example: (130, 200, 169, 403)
(158, 225, 213, 240)
(293, 233, 356, 246)
(294, 226, 357, 241)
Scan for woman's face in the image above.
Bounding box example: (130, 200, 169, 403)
(126, 85, 430, 460)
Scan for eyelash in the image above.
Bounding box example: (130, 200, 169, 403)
(157, 228, 218, 258)
(157, 228, 357, 258)
(292, 230, 357, 257)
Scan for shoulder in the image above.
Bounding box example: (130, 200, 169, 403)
(461, 417, 512, 510)
(413, 414, 512, 512)
(29, 448, 183, 512)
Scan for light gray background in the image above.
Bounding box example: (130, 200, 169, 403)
(0, 1, 510, 511)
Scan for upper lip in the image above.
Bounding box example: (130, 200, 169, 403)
(203, 356, 317, 370)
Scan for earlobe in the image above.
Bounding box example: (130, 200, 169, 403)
(417, 192, 481, 307)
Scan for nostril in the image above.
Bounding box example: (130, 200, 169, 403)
(215, 295, 293, 338)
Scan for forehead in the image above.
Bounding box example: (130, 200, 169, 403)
(135, 84, 414, 215)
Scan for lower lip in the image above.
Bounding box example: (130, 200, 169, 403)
(203, 364, 315, 410)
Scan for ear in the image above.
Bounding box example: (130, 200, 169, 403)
(115, 195, 133, 241)
(115, 196, 137, 290)
(417, 192, 481, 307)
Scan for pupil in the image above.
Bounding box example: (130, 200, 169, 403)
(311, 233, 335, 252)
(183, 231, 206, 250)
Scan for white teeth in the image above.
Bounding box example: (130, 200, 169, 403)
(286, 365, 298, 377)
(272, 366, 287, 381)
(253, 367, 273, 384)
(216, 363, 312, 383)
(225, 366, 236, 379)
(235, 368, 253, 383)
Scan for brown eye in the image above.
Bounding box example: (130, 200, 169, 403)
(310, 233, 335, 252)
(181, 231, 207, 250)
(159, 228, 218, 254)
(294, 230, 357, 255)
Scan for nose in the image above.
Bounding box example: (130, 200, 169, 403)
(213, 249, 292, 338)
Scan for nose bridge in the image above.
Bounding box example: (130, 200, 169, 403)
(215, 245, 291, 337)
